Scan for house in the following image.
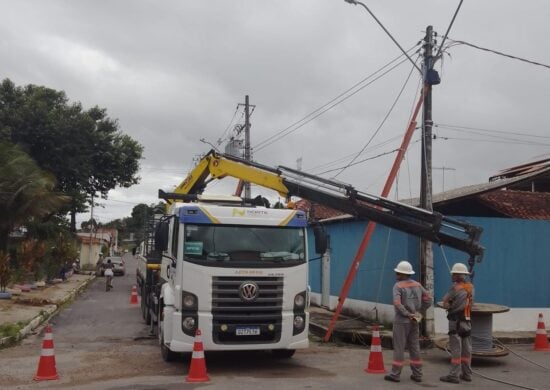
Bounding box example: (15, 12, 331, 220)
(76, 228, 118, 267)
(304, 159, 550, 332)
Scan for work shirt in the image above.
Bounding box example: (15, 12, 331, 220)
(443, 281, 474, 320)
(392, 278, 432, 323)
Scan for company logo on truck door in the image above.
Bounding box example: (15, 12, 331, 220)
(239, 281, 259, 302)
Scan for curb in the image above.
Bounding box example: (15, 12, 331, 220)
(0, 274, 95, 348)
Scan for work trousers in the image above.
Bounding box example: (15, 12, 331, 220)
(389, 321, 422, 378)
(447, 320, 472, 379)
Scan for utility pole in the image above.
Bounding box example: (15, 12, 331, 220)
(87, 194, 94, 266)
(420, 25, 436, 338)
(236, 95, 255, 199)
(433, 166, 456, 192)
(243, 95, 252, 199)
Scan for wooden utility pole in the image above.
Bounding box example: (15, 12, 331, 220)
(420, 25, 435, 337)
(244, 95, 251, 199)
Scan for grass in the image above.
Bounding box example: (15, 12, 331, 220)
(0, 322, 23, 338)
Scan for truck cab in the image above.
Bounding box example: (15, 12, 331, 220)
(155, 196, 312, 360)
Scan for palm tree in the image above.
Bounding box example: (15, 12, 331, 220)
(0, 142, 68, 252)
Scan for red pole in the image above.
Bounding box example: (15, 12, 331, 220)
(323, 86, 426, 342)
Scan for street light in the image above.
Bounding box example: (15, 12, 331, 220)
(344, 0, 422, 74)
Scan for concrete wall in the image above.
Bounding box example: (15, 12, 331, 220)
(308, 217, 550, 332)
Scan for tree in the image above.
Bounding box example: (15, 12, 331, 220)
(0, 79, 143, 231)
(0, 142, 68, 252)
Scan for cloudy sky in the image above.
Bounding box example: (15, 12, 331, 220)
(2, 0, 549, 224)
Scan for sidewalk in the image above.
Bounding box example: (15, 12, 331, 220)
(0, 272, 95, 347)
(309, 305, 536, 349)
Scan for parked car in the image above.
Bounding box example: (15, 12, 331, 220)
(97, 256, 125, 276)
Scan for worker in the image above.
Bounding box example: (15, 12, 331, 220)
(384, 260, 432, 383)
(440, 262, 474, 384)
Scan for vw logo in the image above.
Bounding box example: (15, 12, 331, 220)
(239, 281, 259, 302)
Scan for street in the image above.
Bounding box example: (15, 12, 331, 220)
(0, 258, 549, 389)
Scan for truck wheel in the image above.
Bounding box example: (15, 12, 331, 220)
(272, 349, 296, 358)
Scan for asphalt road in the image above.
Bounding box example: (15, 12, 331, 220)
(0, 258, 549, 389)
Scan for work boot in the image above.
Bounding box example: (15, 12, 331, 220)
(460, 374, 472, 382)
(410, 375, 422, 382)
(440, 375, 459, 384)
(384, 375, 400, 382)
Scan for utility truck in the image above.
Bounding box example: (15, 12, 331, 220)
(136, 150, 484, 362)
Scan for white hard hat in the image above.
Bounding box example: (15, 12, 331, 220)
(451, 263, 470, 275)
(394, 260, 415, 275)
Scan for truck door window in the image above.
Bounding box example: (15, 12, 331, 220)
(171, 220, 179, 258)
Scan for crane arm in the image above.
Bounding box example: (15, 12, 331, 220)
(163, 150, 484, 261)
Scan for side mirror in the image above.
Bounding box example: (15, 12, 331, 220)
(313, 225, 328, 254)
(154, 221, 170, 252)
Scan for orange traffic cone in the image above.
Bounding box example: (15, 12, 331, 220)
(186, 329, 209, 383)
(130, 285, 138, 305)
(534, 313, 550, 351)
(34, 325, 59, 381)
(365, 325, 386, 374)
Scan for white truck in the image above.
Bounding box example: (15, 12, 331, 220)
(154, 195, 310, 360)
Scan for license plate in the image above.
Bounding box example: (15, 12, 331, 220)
(235, 327, 260, 336)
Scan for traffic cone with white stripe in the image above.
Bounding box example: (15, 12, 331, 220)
(130, 285, 138, 305)
(34, 325, 59, 381)
(186, 329, 209, 382)
(365, 325, 387, 373)
(534, 313, 550, 351)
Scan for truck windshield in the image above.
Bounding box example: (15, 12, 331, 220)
(183, 224, 305, 267)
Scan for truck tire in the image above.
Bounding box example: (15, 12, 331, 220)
(272, 349, 296, 358)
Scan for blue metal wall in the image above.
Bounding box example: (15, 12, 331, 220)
(308, 217, 550, 308)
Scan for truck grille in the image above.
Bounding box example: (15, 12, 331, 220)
(212, 276, 283, 344)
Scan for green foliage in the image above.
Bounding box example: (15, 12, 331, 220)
(0, 142, 68, 251)
(0, 78, 144, 231)
(0, 323, 22, 338)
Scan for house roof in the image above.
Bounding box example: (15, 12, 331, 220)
(476, 190, 550, 219)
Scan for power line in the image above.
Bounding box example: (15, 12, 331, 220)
(309, 134, 404, 173)
(434, 0, 464, 60)
(448, 38, 550, 70)
(217, 105, 241, 145)
(253, 45, 419, 151)
(317, 148, 400, 175)
(344, 0, 422, 73)
(433, 134, 550, 147)
(435, 123, 550, 140)
(332, 57, 420, 178)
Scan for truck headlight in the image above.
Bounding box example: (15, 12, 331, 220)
(182, 316, 196, 330)
(183, 294, 195, 308)
(294, 293, 305, 309)
(293, 315, 305, 329)
(181, 291, 198, 309)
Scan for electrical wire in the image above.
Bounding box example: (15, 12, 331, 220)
(253, 45, 420, 151)
(217, 105, 241, 145)
(308, 134, 403, 173)
(447, 38, 550, 70)
(316, 148, 399, 175)
(434, 0, 464, 60)
(331, 56, 421, 178)
(436, 123, 550, 140)
(433, 135, 550, 147)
